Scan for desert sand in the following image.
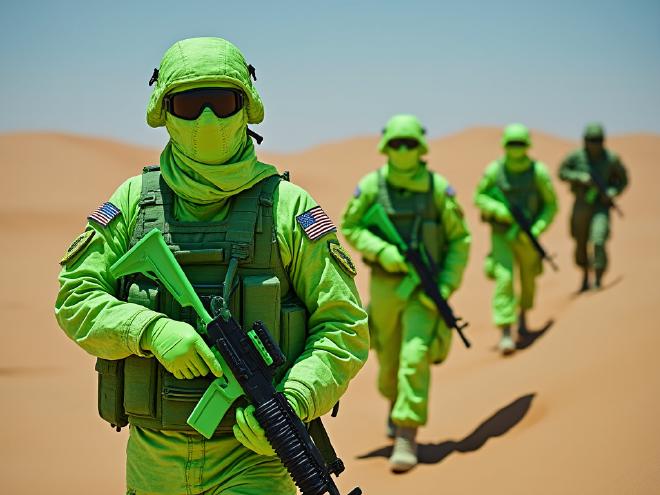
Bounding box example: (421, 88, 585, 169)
(1, 128, 659, 494)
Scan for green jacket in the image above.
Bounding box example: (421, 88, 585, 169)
(55, 172, 369, 423)
(474, 159, 558, 236)
(558, 148, 628, 205)
(341, 165, 471, 294)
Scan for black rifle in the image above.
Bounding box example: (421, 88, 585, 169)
(493, 187, 559, 272)
(207, 315, 360, 495)
(588, 169, 624, 218)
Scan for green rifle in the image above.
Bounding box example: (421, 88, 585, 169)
(362, 203, 470, 348)
(111, 228, 360, 495)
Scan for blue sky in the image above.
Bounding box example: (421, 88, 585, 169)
(1, 0, 658, 152)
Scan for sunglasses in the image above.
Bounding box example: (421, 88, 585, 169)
(585, 138, 604, 144)
(164, 87, 244, 120)
(505, 141, 528, 148)
(388, 138, 419, 150)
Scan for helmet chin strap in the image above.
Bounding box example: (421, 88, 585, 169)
(247, 128, 263, 145)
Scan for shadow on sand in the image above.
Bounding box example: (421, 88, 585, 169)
(516, 320, 554, 351)
(570, 274, 624, 299)
(357, 393, 536, 465)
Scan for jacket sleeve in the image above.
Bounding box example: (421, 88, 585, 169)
(54, 176, 166, 359)
(608, 153, 629, 196)
(339, 172, 391, 262)
(273, 181, 370, 422)
(473, 161, 510, 221)
(532, 162, 559, 234)
(558, 151, 585, 183)
(433, 176, 471, 295)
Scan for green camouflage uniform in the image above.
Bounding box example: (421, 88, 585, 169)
(55, 37, 369, 495)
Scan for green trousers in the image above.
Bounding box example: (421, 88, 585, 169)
(570, 202, 611, 271)
(126, 426, 294, 495)
(369, 270, 451, 427)
(485, 232, 542, 327)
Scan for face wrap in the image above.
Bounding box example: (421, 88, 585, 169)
(159, 105, 277, 213)
(166, 107, 247, 165)
(387, 146, 422, 172)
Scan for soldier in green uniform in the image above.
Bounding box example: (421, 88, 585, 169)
(55, 37, 369, 495)
(558, 123, 629, 291)
(341, 114, 471, 472)
(474, 124, 558, 355)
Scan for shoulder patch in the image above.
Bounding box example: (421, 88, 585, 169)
(328, 241, 357, 277)
(296, 205, 337, 241)
(445, 185, 456, 197)
(354, 186, 361, 198)
(60, 230, 95, 266)
(88, 202, 121, 227)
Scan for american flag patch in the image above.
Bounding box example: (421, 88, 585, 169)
(296, 206, 337, 241)
(88, 202, 121, 227)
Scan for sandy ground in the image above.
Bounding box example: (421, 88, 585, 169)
(1, 129, 659, 494)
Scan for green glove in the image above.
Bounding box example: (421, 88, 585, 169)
(492, 203, 513, 224)
(575, 172, 592, 185)
(606, 187, 618, 199)
(530, 222, 543, 238)
(141, 319, 224, 380)
(378, 244, 409, 273)
(233, 398, 302, 456)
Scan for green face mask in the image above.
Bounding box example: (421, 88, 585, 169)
(505, 146, 528, 161)
(165, 107, 247, 165)
(386, 147, 421, 172)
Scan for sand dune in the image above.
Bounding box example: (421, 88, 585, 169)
(1, 129, 659, 494)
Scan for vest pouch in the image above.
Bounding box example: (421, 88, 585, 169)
(242, 275, 281, 343)
(160, 371, 214, 429)
(421, 220, 444, 266)
(123, 355, 158, 419)
(126, 276, 159, 310)
(95, 358, 128, 428)
(280, 302, 308, 369)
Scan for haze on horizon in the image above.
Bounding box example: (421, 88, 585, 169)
(1, 0, 659, 152)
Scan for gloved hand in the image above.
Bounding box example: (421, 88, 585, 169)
(234, 398, 303, 456)
(492, 203, 513, 224)
(606, 187, 618, 199)
(378, 244, 408, 273)
(575, 172, 592, 185)
(141, 319, 224, 380)
(530, 222, 544, 238)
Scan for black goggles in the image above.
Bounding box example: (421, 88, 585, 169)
(163, 87, 244, 120)
(585, 137, 604, 144)
(505, 140, 528, 147)
(388, 138, 419, 150)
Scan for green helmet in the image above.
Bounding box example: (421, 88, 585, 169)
(583, 122, 605, 140)
(378, 114, 429, 154)
(146, 37, 264, 128)
(501, 123, 531, 147)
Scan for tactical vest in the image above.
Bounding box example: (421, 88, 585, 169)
(490, 161, 542, 232)
(372, 170, 446, 267)
(95, 166, 308, 435)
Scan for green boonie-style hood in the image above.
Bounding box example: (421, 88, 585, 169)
(147, 37, 264, 127)
(378, 114, 429, 154)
